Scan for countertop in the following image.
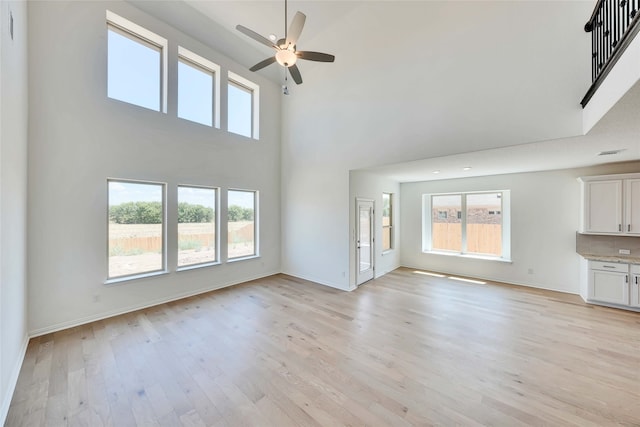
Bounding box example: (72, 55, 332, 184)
(579, 254, 640, 264)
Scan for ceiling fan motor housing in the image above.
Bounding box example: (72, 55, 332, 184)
(276, 48, 297, 67)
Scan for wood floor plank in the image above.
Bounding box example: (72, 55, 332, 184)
(7, 268, 640, 426)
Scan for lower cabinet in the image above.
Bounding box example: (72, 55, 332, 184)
(588, 261, 630, 306)
(585, 260, 640, 311)
(631, 266, 640, 308)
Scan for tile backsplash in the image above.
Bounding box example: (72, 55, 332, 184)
(576, 232, 640, 257)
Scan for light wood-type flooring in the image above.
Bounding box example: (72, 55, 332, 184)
(6, 268, 640, 426)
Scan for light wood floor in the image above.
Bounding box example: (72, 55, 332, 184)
(6, 268, 640, 426)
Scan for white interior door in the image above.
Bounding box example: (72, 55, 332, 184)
(356, 199, 375, 285)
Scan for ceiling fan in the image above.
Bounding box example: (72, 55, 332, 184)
(235, 0, 335, 85)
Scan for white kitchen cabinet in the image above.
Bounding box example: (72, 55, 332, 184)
(579, 174, 640, 235)
(588, 261, 629, 306)
(583, 180, 622, 233)
(631, 265, 640, 308)
(625, 179, 640, 234)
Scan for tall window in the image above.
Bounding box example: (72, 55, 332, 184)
(108, 179, 166, 280)
(424, 191, 510, 259)
(178, 186, 218, 268)
(228, 72, 259, 139)
(106, 11, 167, 112)
(178, 47, 220, 128)
(382, 193, 393, 251)
(227, 189, 257, 259)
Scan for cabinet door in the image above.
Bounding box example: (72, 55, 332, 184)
(625, 179, 640, 234)
(589, 270, 629, 305)
(631, 275, 640, 308)
(585, 180, 622, 233)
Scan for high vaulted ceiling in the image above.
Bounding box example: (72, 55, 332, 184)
(144, 1, 640, 182)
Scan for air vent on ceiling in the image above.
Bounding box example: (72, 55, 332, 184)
(597, 149, 625, 156)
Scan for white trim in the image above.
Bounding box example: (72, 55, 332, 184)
(106, 178, 168, 282)
(0, 336, 29, 426)
(227, 255, 260, 263)
(282, 271, 352, 292)
(228, 71, 260, 140)
(402, 265, 577, 296)
(30, 271, 280, 338)
(176, 262, 221, 272)
(355, 197, 375, 285)
(422, 190, 511, 260)
(104, 270, 168, 285)
(227, 188, 259, 260)
(578, 172, 640, 182)
(421, 250, 512, 263)
(176, 184, 219, 267)
(106, 10, 168, 113)
(178, 46, 221, 129)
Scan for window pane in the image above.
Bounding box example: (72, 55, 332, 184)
(359, 206, 372, 272)
(108, 27, 161, 111)
(178, 59, 213, 126)
(382, 193, 392, 251)
(178, 186, 217, 267)
(108, 180, 164, 278)
(228, 82, 252, 137)
(228, 190, 256, 259)
(466, 193, 502, 256)
(432, 195, 462, 252)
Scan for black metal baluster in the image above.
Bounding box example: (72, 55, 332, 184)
(611, 0, 620, 49)
(607, 0, 611, 60)
(582, 0, 640, 106)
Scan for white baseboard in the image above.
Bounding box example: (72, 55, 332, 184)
(400, 264, 578, 295)
(281, 270, 351, 292)
(29, 270, 280, 338)
(0, 335, 29, 426)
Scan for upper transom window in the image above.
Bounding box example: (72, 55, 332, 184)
(106, 11, 167, 113)
(178, 47, 220, 128)
(227, 72, 259, 140)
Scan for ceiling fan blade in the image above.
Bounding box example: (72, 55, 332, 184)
(296, 51, 335, 62)
(288, 64, 303, 85)
(285, 12, 306, 47)
(236, 25, 277, 50)
(250, 57, 277, 72)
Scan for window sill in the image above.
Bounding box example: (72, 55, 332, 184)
(105, 269, 169, 285)
(382, 250, 394, 255)
(422, 250, 512, 263)
(177, 262, 221, 272)
(227, 254, 260, 263)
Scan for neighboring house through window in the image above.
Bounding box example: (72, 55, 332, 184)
(424, 191, 510, 260)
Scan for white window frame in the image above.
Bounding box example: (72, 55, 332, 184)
(227, 71, 260, 140)
(178, 46, 221, 128)
(227, 188, 259, 261)
(106, 178, 168, 284)
(177, 184, 220, 270)
(106, 10, 168, 113)
(422, 190, 511, 262)
(382, 193, 393, 252)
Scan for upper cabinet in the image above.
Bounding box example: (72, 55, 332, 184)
(579, 174, 640, 235)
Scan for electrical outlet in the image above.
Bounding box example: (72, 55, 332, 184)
(619, 249, 631, 255)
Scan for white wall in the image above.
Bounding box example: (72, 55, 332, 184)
(27, 1, 282, 334)
(400, 161, 640, 294)
(0, 0, 29, 423)
(349, 171, 401, 288)
(282, 1, 592, 289)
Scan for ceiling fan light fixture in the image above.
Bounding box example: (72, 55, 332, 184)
(275, 49, 297, 67)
